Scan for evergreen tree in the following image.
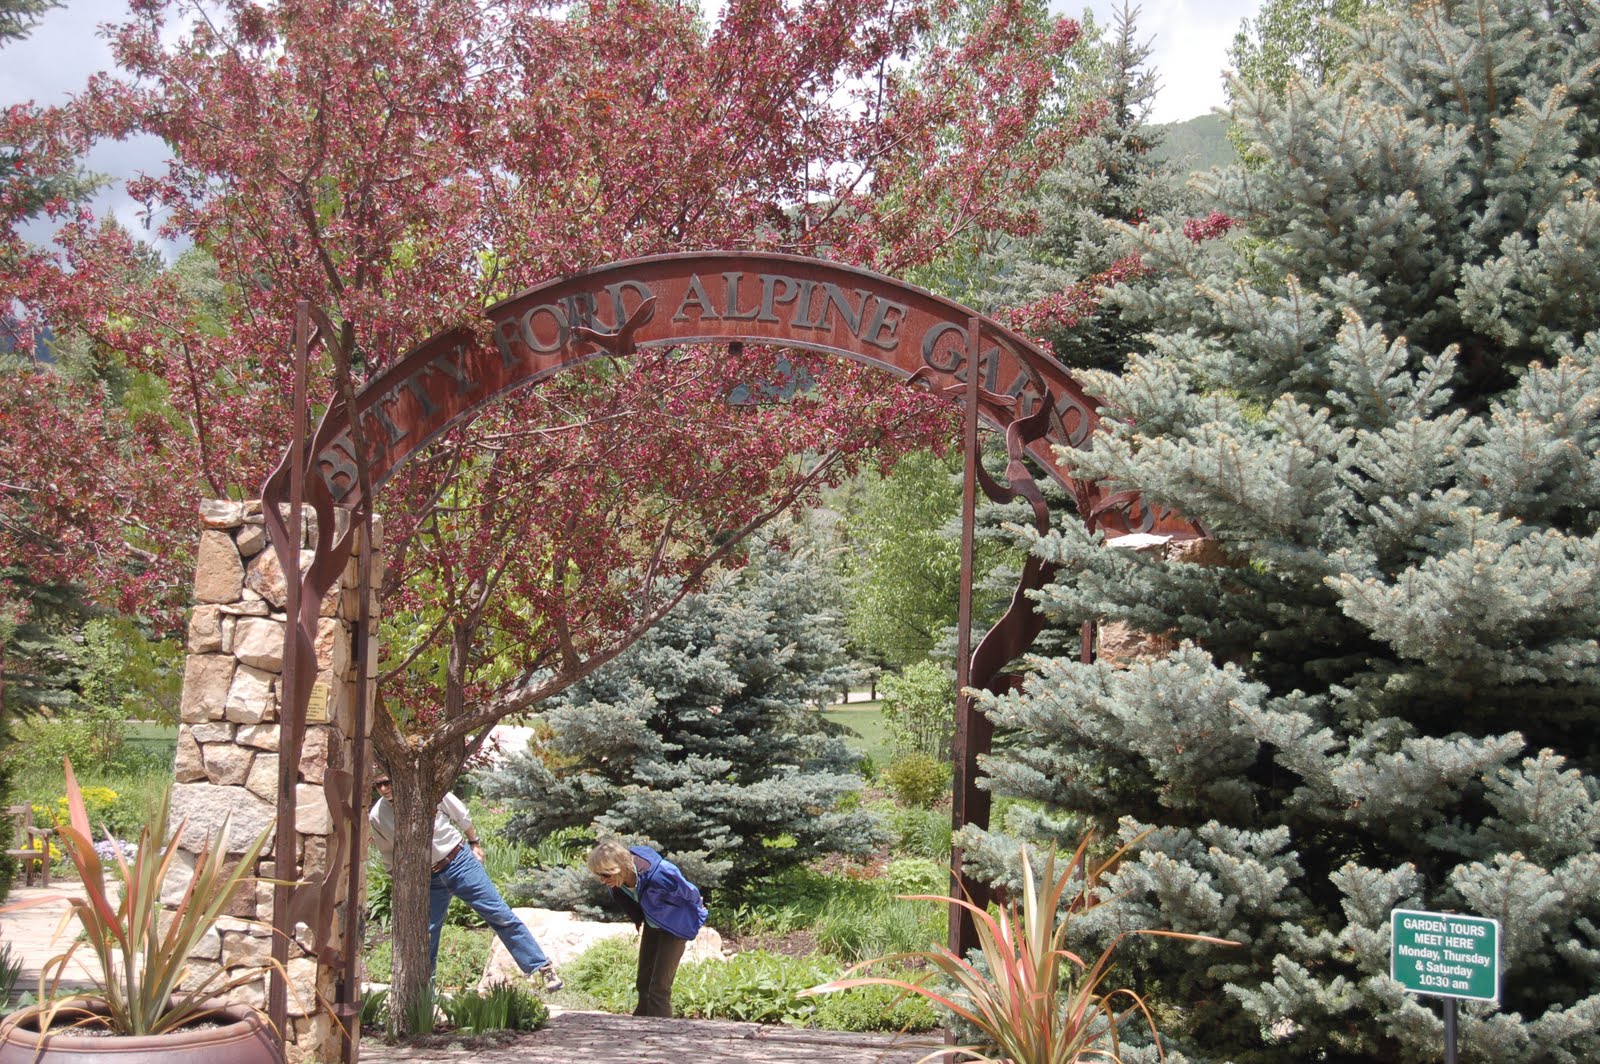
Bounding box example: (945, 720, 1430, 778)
(964, 2, 1600, 1061)
(486, 525, 885, 907)
(982, 1, 1188, 373)
(1228, 0, 1386, 101)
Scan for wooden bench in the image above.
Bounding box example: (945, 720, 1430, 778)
(6, 805, 51, 888)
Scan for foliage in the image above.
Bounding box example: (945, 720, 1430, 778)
(808, 978, 940, 1034)
(982, 1, 1188, 376)
(562, 936, 936, 1031)
(803, 839, 1233, 1064)
(489, 528, 885, 901)
(72, 618, 183, 728)
(887, 804, 954, 861)
(884, 752, 953, 810)
(10, 765, 169, 843)
(1227, 0, 1384, 101)
(21, 705, 127, 773)
(437, 980, 549, 1034)
(364, 854, 392, 930)
(0, 759, 273, 1036)
(0, 575, 96, 718)
(4, 0, 1097, 1028)
(359, 986, 389, 1028)
(841, 450, 964, 669)
(880, 660, 956, 759)
(0, 0, 98, 236)
(813, 890, 947, 965)
(0, 940, 22, 1007)
(885, 857, 947, 897)
(361, 925, 492, 992)
(969, 1, 1600, 1060)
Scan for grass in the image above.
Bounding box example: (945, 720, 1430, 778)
(822, 706, 894, 769)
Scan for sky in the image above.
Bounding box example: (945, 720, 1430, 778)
(2, 0, 1261, 239)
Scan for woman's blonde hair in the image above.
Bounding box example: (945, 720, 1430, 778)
(587, 838, 634, 877)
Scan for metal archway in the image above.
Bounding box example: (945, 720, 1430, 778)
(259, 252, 1200, 1056)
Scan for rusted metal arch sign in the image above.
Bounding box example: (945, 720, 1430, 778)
(259, 251, 1198, 1057)
(305, 251, 1180, 526)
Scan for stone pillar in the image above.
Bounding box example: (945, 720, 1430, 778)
(1097, 533, 1232, 666)
(170, 499, 379, 1062)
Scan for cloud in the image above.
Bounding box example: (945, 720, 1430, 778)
(3, 0, 183, 252)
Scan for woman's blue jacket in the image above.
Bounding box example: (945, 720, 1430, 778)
(610, 844, 708, 941)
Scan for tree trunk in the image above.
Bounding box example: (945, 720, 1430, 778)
(383, 761, 441, 1036)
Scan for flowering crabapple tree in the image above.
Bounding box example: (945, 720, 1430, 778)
(2, 0, 1096, 1022)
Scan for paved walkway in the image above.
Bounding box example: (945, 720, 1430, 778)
(3, 884, 941, 1062)
(359, 1010, 940, 1063)
(0, 885, 112, 993)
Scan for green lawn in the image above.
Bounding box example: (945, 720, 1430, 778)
(822, 705, 893, 769)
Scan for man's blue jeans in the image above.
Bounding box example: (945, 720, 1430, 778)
(428, 845, 551, 975)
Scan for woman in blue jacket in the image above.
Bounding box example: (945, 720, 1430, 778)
(587, 838, 708, 1017)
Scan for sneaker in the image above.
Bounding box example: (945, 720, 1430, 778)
(535, 966, 563, 993)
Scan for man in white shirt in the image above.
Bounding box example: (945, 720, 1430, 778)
(368, 771, 562, 992)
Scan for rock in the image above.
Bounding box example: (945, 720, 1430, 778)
(226, 663, 278, 723)
(199, 499, 244, 529)
(295, 783, 332, 836)
(170, 781, 277, 856)
(188, 605, 224, 653)
(202, 742, 255, 787)
(193, 529, 245, 602)
(232, 616, 287, 672)
(1095, 620, 1176, 668)
(174, 729, 206, 783)
(477, 909, 724, 992)
(180, 654, 236, 723)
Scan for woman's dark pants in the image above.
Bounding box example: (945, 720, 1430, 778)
(634, 925, 689, 1017)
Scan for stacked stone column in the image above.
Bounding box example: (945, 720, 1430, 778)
(169, 499, 379, 1062)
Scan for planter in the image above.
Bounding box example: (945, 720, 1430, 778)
(0, 999, 278, 1064)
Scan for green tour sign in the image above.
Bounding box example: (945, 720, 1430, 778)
(1391, 908, 1500, 1002)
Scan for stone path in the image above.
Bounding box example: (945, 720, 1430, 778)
(0, 885, 113, 993)
(358, 1008, 941, 1063)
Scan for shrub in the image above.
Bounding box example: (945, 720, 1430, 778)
(438, 980, 548, 1033)
(0, 941, 22, 1007)
(809, 977, 938, 1033)
(562, 936, 937, 1033)
(20, 706, 128, 772)
(887, 805, 952, 860)
(884, 857, 945, 897)
(673, 950, 839, 1025)
(813, 892, 945, 964)
(364, 855, 392, 929)
(802, 838, 1236, 1063)
(360, 986, 389, 1027)
(560, 935, 639, 1013)
(883, 752, 951, 809)
(362, 925, 490, 991)
(879, 660, 954, 758)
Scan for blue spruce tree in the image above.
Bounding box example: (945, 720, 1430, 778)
(963, 1, 1600, 1061)
(486, 522, 885, 907)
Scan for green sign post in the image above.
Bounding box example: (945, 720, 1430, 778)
(1391, 908, 1500, 1064)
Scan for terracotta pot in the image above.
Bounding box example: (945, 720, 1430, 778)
(0, 999, 278, 1064)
